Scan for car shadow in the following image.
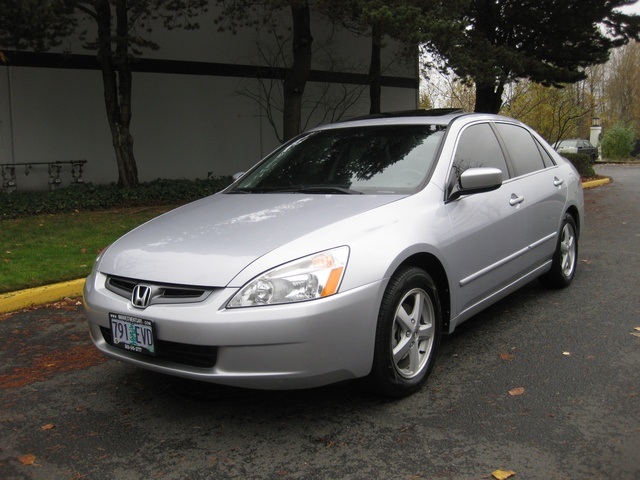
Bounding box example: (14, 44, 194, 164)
(105, 279, 563, 421)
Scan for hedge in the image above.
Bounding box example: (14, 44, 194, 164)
(0, 176, 233, 219)
(560, 153, 596, 179)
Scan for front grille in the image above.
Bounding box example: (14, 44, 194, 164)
(105, 275, 214, 306)
(100, 326, 218, 368)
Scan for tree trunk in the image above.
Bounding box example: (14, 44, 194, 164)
(282, 3, 312, 142)
(474, 80, 505, 114)
(369, 24, 382, 114)
(95, 0, 139, 187)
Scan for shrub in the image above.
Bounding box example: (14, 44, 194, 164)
(601, 122, 634, 160)
(0, 176, 233, 219)
(562, 153, 596, 179)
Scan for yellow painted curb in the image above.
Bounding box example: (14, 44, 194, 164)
(582, 177, 611, 189)
(0, 278, 85, 314)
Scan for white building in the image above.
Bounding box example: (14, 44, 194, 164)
(0, 7, 418, 191)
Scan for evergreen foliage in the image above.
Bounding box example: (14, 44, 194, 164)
(601, 122, 635, 159)
(430, 0, 640, 113)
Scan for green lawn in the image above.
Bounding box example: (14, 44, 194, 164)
(0, 207, 171, 293)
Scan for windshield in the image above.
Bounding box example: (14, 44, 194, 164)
(230, 125, 446, 195)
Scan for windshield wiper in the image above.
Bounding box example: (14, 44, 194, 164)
(229, 186, 363, 195)
(285, 186, 363, 195)
(227, 188, 265, 194)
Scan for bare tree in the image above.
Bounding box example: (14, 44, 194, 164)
(236, 26, 367, 143)
(1, 0, 208, 187)
(502, 81, 591, 144)
(605, 42, 640, 134)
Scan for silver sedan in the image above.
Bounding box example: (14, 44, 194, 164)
(84, 110, 584, 397)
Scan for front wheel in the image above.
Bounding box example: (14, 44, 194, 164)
(367, 267, 442, 398)
(540, 213, 578, 288)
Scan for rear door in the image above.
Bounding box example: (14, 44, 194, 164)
(494, 123, 567, 270)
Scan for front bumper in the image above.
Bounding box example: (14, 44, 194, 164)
(84, 271, 384, 389)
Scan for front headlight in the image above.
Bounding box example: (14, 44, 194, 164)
(227, 246, 349, 308)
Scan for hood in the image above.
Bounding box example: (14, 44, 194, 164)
(98, 193, 403, 286)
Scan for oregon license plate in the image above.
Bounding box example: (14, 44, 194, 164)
(109, 313, 156, 355)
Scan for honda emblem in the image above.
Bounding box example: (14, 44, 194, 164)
(131, 285, 152, 309)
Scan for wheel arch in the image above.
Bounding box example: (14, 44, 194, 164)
(565, 205, 581, 238)
(396, 253, 452, 334)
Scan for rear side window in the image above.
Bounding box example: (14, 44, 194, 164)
(495, 123, 546, 177)
(453, 123, 509, 181)
(536, 140, 556, 168)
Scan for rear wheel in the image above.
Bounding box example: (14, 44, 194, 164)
(540, 213, 578, 288)
(367, 267, 441, 398)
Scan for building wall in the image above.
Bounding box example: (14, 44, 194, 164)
(0, 8, 418, 190)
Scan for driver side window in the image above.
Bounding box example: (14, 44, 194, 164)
(450, 124, 509, 193)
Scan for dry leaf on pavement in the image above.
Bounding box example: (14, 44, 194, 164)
(19, 454, 36, 465)
(492, 469, 516, 479)
(508, 387, 525, 396)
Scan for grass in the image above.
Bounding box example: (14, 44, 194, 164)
(0, 206, 171, 294)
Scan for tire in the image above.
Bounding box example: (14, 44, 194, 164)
(367, 266, 442, 398)
(540, 213, 578, 289)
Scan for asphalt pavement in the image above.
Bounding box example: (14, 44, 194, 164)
(1, 164, 638, 480)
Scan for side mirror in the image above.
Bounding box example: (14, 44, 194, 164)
(232, 172, 245, 182)
(448, 167, 503, 202)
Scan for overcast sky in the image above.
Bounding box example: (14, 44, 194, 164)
(619, 2, 640, 15)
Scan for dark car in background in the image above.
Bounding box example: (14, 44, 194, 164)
(555, 139, 598, 161)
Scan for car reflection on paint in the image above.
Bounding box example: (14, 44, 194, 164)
(84, 110, 584, 397)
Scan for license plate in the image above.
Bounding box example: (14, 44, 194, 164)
(109, 313, 156, 355)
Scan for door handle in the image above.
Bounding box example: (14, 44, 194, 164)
(509, 193, 525, 206)
(553, 177, 564, 187)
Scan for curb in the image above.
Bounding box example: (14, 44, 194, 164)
(0, 278, 85, 314)
(0, 177, 613, 315)
(582, 177, 611, 189)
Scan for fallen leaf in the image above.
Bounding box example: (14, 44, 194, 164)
(19, 454, 36, 465)
(631, 333, 640, 338)
(634, 327, 640, 331)
(81, 248, 87, 254)
(492, 469, 516, 480)
(41, 424, 55, 430)
(508, 387, 525, 396)
(562, 351, 571, 356)
(581, 259, 592, 264)
(499, 352, 515, 361)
